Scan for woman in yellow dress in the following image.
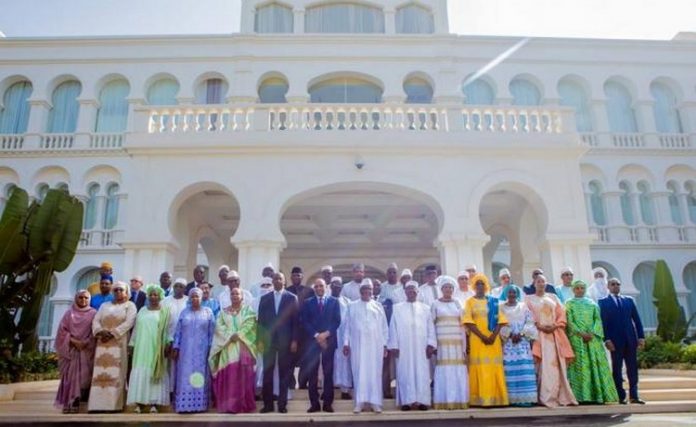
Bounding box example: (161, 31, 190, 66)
(462, 273, 509, 407)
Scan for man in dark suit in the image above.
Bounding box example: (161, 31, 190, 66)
(286, 266, 315, 389)
(598, 278, 646, 404)
(185, 264, 206, 295)
(300, 278, 341, 413)
(522, 268, 558, 295)
(257, 272, 299, 413)
(129, 275, 146, 311)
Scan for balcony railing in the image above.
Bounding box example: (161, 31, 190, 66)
(590, 224, 696, 244)
(40, 133, 75, 150)
(0, 134, 24, 150)
(582, 132, 695, 150)
(79, 229, 123, 248)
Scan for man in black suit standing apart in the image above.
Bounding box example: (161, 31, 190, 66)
(129, 275, 146, 311)
(301, 278, 341, 413)
(258, 272, 299, 413)
(598, 278, 646, 404)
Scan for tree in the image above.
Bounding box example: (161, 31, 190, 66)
(653, 259, 687, 342)
(0, 187, 83, 355)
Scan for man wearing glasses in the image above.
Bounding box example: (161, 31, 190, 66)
(555, 267, 575, 303)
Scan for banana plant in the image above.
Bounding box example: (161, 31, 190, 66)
(0, 187, 83, 354)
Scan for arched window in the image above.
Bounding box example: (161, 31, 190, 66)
(75, 267, 101, 294)
(667, 181, 683, 225)
(686, 182, 696, 224)
(255, 3, 293, 33)
(509, 78, 541, 106)
(309, 77, 382, 103)
(84, 183, 100, 229)
(258, 77, 289, 103)
(604, 81, 637, 132)
(147, 78, 179, 105)
(47, 80, 81, 133)
(104, 183, 119, 230)
(195, 78, 227, 104)
(403, 76, 433, 104)
(633, 262, 657, 328)
(95, 79, 129, 132)
(558, 79, 592, 132)
(591, 261, 621, 281)
(619, 181, 635, 226)
(588, 181, 606, 226)
(305, 3, 384, 33)
(55, 182, 69, 192)
(395, 4, 434, 34)
(0, 81, 32, 134)
(637, 181, 655, 225)
(462, 79, 494, 105)
(683, 262, 696, 318)
(650, 82, 682, 133)
(36, 183, 49, 202)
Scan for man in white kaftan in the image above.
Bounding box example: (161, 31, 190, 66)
(388, 282, 436, 410)
(417, 265, 442, 306)
(587, 267, 610, 302)
(343, 279, 389, 413)
(340, 263, 365, 301)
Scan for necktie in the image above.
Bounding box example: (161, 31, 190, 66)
(615, 296, 622, 309)
(319, 297, 324, 314)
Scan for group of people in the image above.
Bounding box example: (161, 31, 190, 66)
(53, 261, 645, 415)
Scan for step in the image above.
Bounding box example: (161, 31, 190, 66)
(628, 377, 696, 390)
(639, 388, 696, 402)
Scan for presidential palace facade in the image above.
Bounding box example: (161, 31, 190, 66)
(1, 0, 695, 346)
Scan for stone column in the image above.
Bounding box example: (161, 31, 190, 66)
(678, 100, 696, 132)
(384, 7, 396, 34)
(437, 235, 489, 279)
(74, 98, 100, 148)
(120, 242, 179, 283)
(23, 99, 52, 149)
(634, 100, 656, 133)
(539, 236, 594, 284)
(293, 8, 305, 34)
(233, 239, 285, 290)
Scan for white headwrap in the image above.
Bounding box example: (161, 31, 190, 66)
(465, 264, 477, 271)
(321, 265, 333, 272)
(174, 277, 187, 286)
(400, 268, 412, 278)
(360, 278, 373, 290)
(592, 267, 608, 279)
(560, 266, 574, 276)
(498, 268, 511, 278)
(437, 275, 457, 289)
(218, 265, 230, 273)
(331, 276, 343, 284)
(457, 271, 469, 279)
(260, 277, 273, 286)
(404, 280, 419, 290)
(228, 270, 240, 279)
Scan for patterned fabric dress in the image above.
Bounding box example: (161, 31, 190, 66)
(431, 299, 469, 409)
(173, 306, 216, 413)
(499, 302, 538, 406)
(87, 301, 137, 412)
(565, 297, 619, 404)
(463, 297, 509, 407)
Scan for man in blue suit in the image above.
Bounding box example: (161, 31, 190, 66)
(300, 278, 341, 413)
(257, 272, 299, 413)
(598, 278, 646, 404)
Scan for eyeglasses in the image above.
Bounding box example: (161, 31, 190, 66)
(113, 288, 125, 293)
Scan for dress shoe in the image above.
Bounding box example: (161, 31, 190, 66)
(278, 407, 288, 413)
(307, 406, 321, 413)
(417, 404, 428, 411)
(401, 405, 411, 411)
(630, 398, 646, 405)
(260, 406, 274, 413)
(322, 404, 334, 413)
(619, 399, 627, 405)
(341, 392, 352, 400)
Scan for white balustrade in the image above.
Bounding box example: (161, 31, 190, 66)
(580, 133, 598, 146)
(462, 106, 561, 134)
(611, 133, 645, 148)
(40, 133, 74, 150)
(0, 134, 24, 150)
(658, 133, 691, 148)
(79, 229, 123, 248)
(90, 133, 123, 149)
(37, 336, 55, 353)
(148, 105, 253, 133)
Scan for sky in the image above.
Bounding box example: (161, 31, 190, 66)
(0, 0, 695, 40)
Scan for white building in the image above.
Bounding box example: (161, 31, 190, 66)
(0, 0, 695, 345)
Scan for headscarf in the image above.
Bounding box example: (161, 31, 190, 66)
(174, 277, 187, 286)
(498, 268, 511, 278)
(501, 284, 521, 302)
(112, 280, 130, 298)
(56, 290, 97, 359)
(470, 273, 491, 294)
(145, 283, 165, 302)
(73, 289, 93, 312)
(400, 269, 412, 278)
(436, 275, 456, 289)
(360, 278, 373, 290)
(470, 273, 499, 332)
(404, 280, 419, 290)
(189, 287, 203, 298)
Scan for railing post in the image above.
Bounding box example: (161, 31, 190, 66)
(253, 106, 270, 131)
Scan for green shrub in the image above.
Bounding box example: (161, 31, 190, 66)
(682, 344, 696, 364)
(0, 351, 59, 383)
(638, 336, 683, 368)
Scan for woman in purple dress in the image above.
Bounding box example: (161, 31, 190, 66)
(171, 287, 215, 413)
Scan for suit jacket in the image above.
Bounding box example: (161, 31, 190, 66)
(258, 290, 299, 351)
(300, 295, 341, 350)
(130, 289, 147, 311)
(523, 283, 558, 296)
(598, 294, 645, 349)
(286, 284, 316, 307)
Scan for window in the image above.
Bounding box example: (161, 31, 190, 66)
(195, 78, 227, 104)
(255, 3, 293, 33)
(633, 262, 657, 328)
(509, 78, 541, 106)
(604, 81, 637, 132)
(47, 80, 81, 133)
(258, 77, 289, 103)
(147, 78, 179, 105)
(84, 183, 100, 229)
(683, 262, 696, 318)
(667, 181, 683, 225)
(686, 182, 696, 224)
(463, 79, 494, 105)
(619, 181, 635, 226)
(309, 77, 382, 103)
(588, 181, 606, 226)
(104, 183, 119, 230)
(55, 182, 69, 192)
(395, 4, 434, 34)
(95, 79, 129, 132)
(404, 76, 433, 104)
(637, 181, 655, 225)
(0, 81, 32, 134)
(305, 3, 384, 33)
(558, 79, 592, 132)
(650, 82, 682, 133)
(75, 267, 101, 294)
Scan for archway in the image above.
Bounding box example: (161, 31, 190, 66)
(279, 183, 443, 283)
(478, 183, 549, 285)
(169, 184, 240, 281)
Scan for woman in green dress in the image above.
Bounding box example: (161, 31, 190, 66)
(127, 284, 171, 413)
(565, 280, 619, 404)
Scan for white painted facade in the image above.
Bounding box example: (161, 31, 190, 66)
(0, 0, 695, 343)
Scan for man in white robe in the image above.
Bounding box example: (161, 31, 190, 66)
(343, 279, 388, 413)
(418, 265, 442, 306)
(162, 278, 189, 393)
(588, 267, 610, 302)
(399, 268, 413, 286)
(378, 262, 405, 399)
(330, 276, 353, 400)
(453, 271, 474, 304)
(340, 263, 365, 301)
(218, 270, 254, 309)
(388, 281, 436, 410)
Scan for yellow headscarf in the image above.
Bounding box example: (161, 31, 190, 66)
(470, 273, 491, 294)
